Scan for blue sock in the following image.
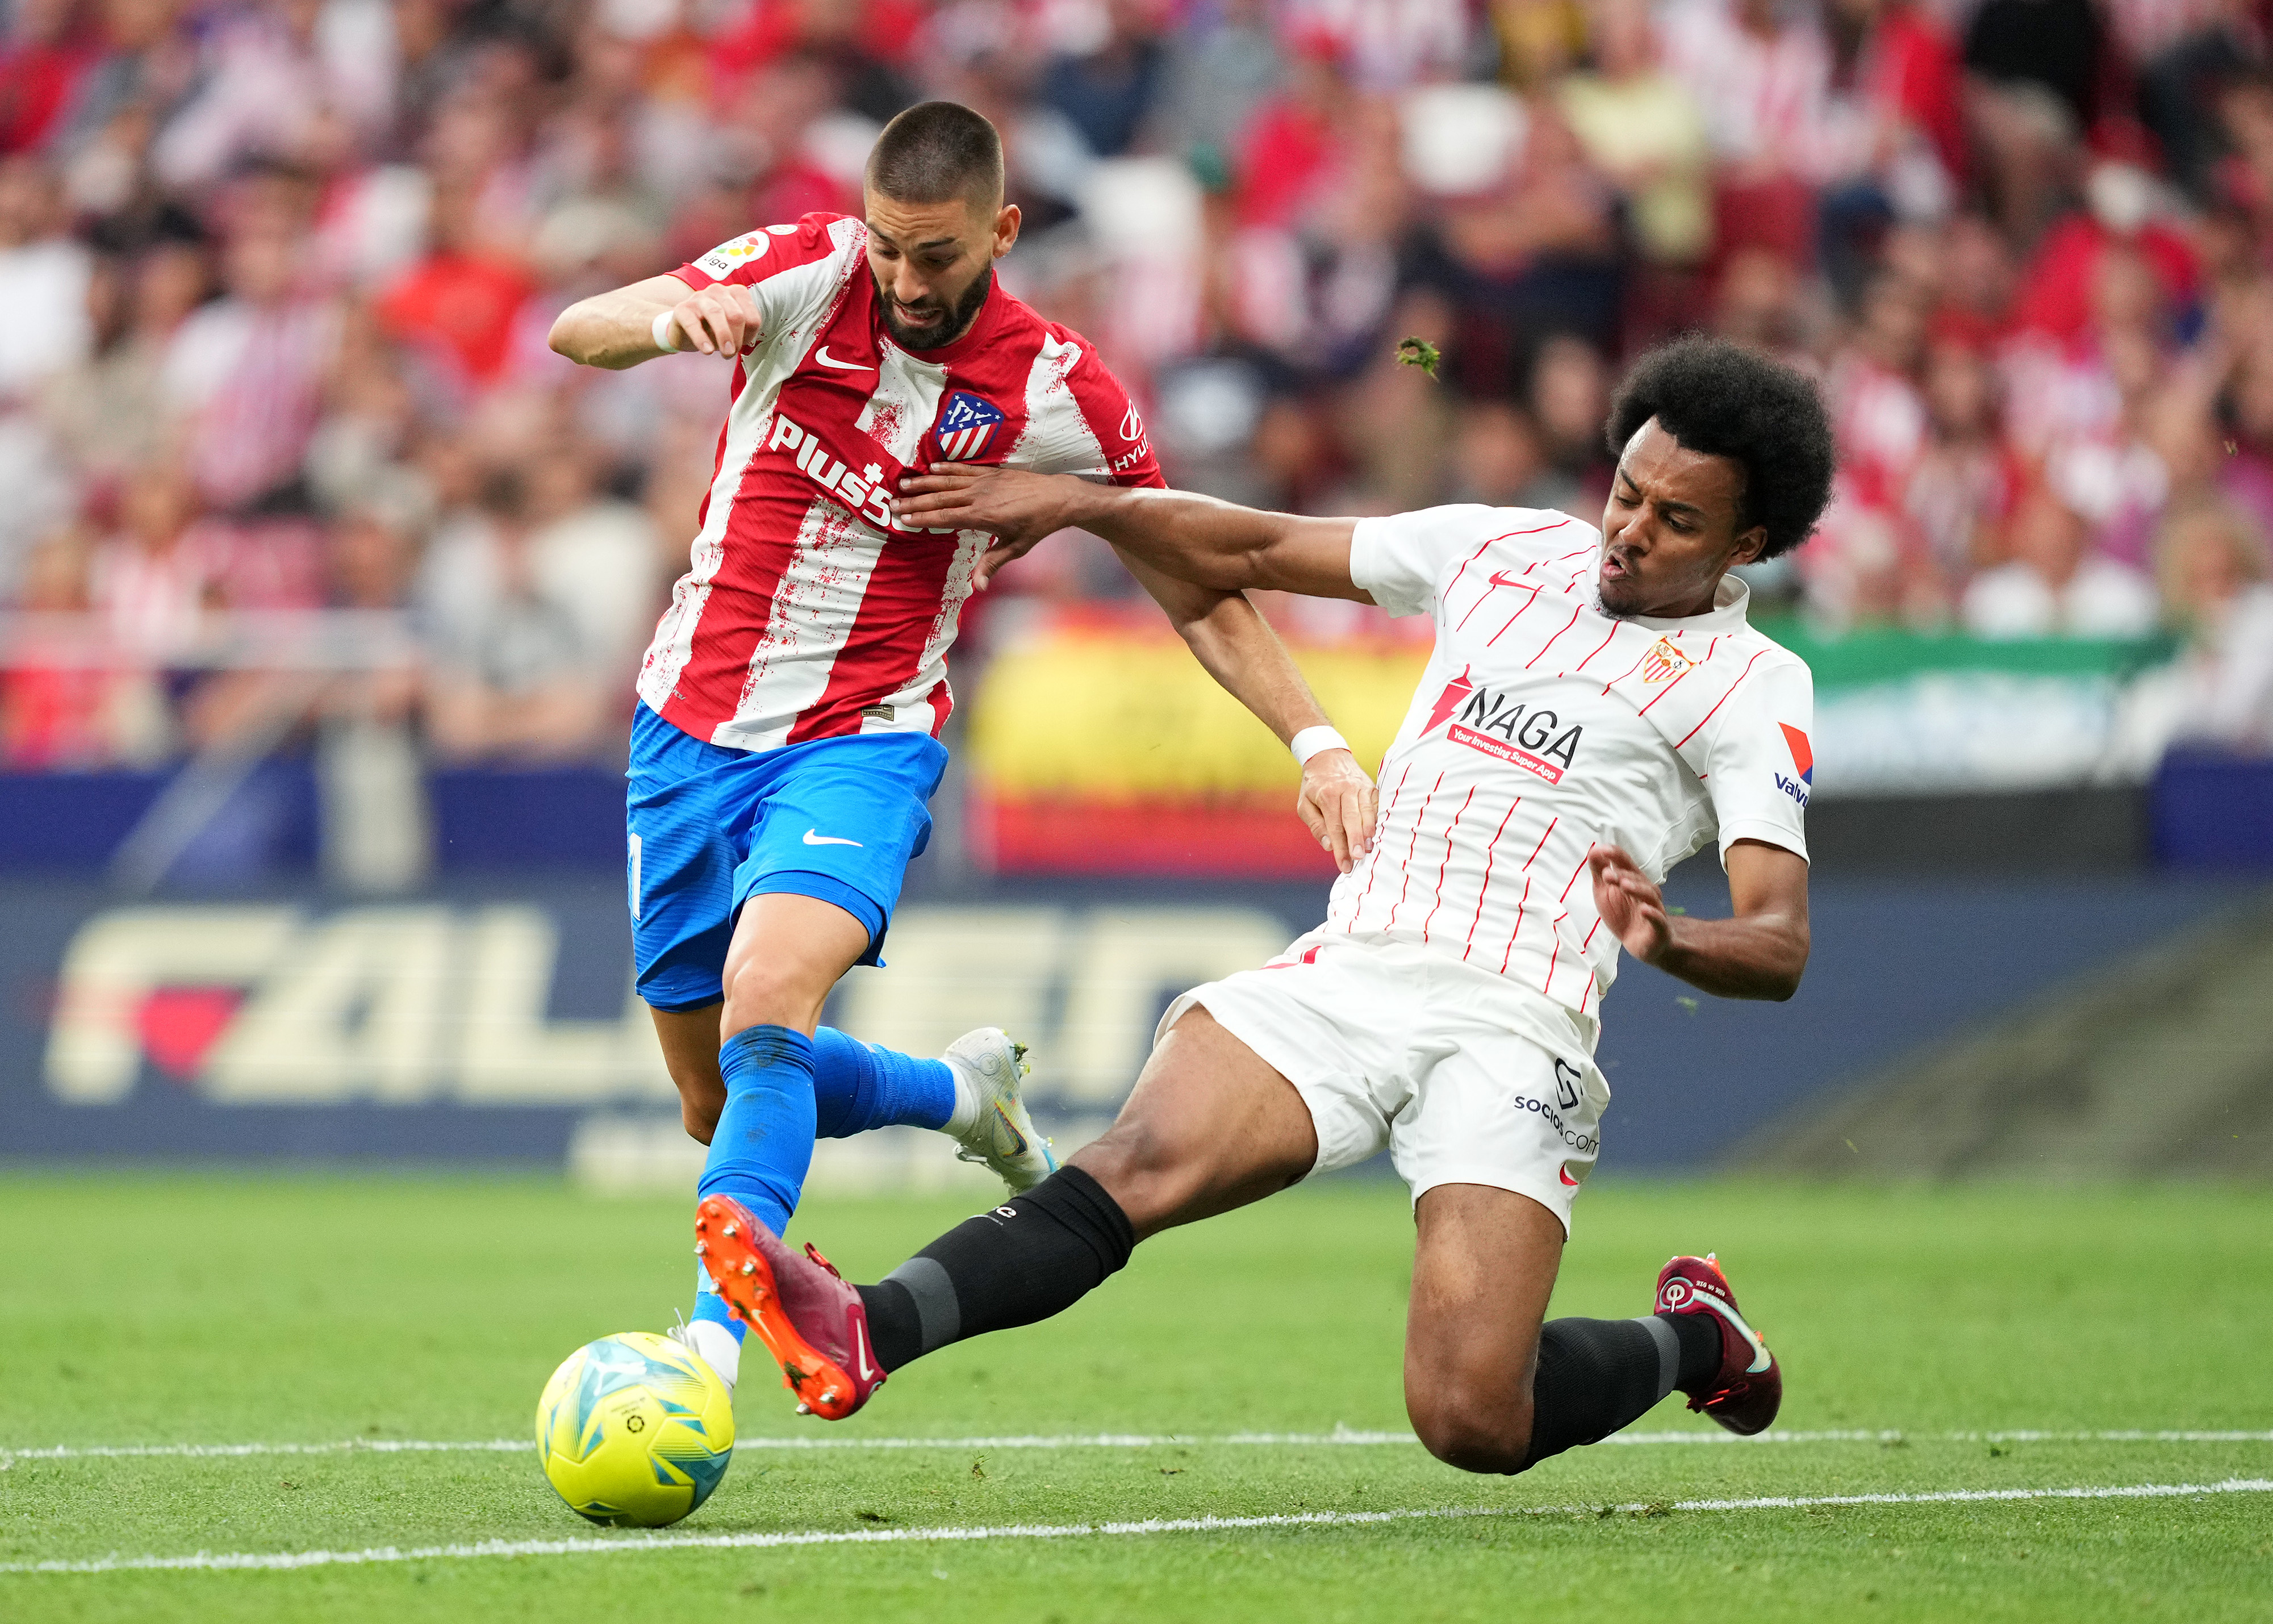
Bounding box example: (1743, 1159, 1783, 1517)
(810, 1026, 956, 1137)
(693, 1024, 818, 1343)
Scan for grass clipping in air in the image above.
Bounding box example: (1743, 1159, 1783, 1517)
(1395, 336, 1441, 378)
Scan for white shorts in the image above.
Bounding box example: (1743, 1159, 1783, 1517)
(1156, 936, 1610, 1235)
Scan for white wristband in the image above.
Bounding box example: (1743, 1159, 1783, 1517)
(1290, 725, 1349, 766)
(651, 309, 682, 353)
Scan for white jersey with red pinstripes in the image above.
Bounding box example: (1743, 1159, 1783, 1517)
(638, 213, 1162, 751)
(1318, 504, 1814, 1043)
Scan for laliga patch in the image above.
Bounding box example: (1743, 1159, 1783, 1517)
(695, 232, 768, 279)
(1641, 637, 1695, 684)
(934, 391, 1006, 461)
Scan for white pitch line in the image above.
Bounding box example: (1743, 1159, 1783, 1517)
(6, 1427, 2270, 1463)
(5, 1478, 2269, 1576)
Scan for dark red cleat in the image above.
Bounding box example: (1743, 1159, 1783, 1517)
(694, 1195, 887, 1420)
(1655, 1252, 1781, 1435)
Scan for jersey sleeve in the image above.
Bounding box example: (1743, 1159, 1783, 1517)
(1020, 336, 1167, 487)
(1348, 504, 1503, 617)
(673, 212, 856, 340)
(1696, 653, 1814, 864)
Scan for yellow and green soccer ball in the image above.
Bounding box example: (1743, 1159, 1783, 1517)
(536, 1332, 736, 1527)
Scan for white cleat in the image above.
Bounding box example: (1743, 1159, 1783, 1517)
(942, 1027, 1058, 1194)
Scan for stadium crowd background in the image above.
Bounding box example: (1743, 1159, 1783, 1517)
(0, 0, 2269, 774)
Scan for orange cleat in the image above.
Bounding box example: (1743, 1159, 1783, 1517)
(693, 1195, 885, 1421)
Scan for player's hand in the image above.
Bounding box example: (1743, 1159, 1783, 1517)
(1588, 845, 1674, 965)
(1296, 748, 1376, 874)
(659, 285, 761, 357)
(893, 465, 1079, 586)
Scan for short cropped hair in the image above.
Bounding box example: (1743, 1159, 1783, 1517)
(1604, 336, 1837, 560)
(866, 101, 1004, 210)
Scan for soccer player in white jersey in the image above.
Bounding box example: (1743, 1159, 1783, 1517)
(547, 102, 1373, 1400)
(695, 337, 1839, 1472)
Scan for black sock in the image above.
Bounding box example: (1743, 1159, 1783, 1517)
(1512, 1312, 1715, 1473)
(1665, 1309, 1721, 1392)
(855, 1166, 1137, 1372)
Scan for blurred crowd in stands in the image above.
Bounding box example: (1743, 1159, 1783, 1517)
(3, 0, 2273, 771)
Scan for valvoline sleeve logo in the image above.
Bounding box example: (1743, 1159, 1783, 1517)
(1779, 723, 1814, 784)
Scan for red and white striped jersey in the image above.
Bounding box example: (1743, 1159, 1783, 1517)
(1320, 505, 1814, 1038)
(638, 213, 1163, 751)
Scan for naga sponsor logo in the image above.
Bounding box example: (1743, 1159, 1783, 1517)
(1511, 1091, 1598, 1154)
(766, 412, 907, 530)
(1422, 670, 1584, 783)
(1641, 637, 1695, 684)
(1776, 721, 1814, 808)
(1424, 667, 1475, 733)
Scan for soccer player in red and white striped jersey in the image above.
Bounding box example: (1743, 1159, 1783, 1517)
(702, 337, 1839, 1466)
(549, 103, 1373, 1398)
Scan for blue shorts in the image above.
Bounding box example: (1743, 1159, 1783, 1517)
(626, 704, 949, 1013)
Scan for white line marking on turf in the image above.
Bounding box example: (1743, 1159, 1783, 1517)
(5, 1479, 2268, 1576)
(7, 1427, 2270, 1463)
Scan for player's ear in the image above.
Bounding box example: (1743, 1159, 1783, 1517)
(1728, 525, 1769, 569)
(991, 203, 1021, 259)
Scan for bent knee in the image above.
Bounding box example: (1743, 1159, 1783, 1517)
(1409, 1387, 1532, 1476)
(718, 957, 826, 1034)
(1072, 1119, 1211, 1224)
(679, 1093, 721, 1145)
(665, 1059, 725, 1145)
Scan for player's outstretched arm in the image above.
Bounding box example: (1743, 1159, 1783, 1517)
(1113, 546, 1378, 871)
(1588, 841, 1810, 1000)
(548, 273, 761, 370)
(893, 466, 1370, 600)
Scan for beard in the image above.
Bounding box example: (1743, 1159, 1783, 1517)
(876, 266, 995, 350)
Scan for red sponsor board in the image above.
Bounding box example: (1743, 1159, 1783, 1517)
(976, 791, 1342, 877)
(1448, 724, 1564, 783)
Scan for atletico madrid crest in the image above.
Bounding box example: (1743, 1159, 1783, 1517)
(934, 391, 1005, 461)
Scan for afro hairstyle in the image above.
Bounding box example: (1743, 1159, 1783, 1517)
(1603, 336, 1836, 560)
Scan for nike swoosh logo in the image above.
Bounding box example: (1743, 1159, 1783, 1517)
(1559, 1166, 1580, 1187)
(803, 829, 864, 847)
(814, 345, 872, 370)
(1693, 1292, 1774, 1373)
(1489, 570, 1539, 590)
(851, 1316, 879, 1383)
(991, 1101, 1029, 1158)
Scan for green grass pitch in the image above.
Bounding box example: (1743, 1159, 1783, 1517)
(2, 1172, 2269, 1622)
